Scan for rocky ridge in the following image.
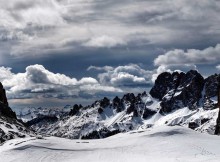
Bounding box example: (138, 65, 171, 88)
(21, 70, 220, 139)
(0, 83, 34, 143)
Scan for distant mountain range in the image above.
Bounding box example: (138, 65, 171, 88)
(1, 70, 220, 143)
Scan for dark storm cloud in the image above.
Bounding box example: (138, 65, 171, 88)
(26, 65, 50, 83)
(1, 0, 220, 57)
(1, 0, 220, 107)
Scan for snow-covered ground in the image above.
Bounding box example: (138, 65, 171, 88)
(1, 126, 220, 162)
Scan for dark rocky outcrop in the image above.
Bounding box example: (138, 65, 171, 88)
(0, 82, 8, 106)
(142, 108, 157, 119)
(215, 114, 220, 135)
(90, 97, 111, 114)
(97, 97, 110, 114)
(26, 115, 58, 127)
(112, 96, 123, 112)
(69, 104, 82, 116)
(126, 103, 135, 114)
(214, 76, 220, 135)
(0, 102, 16, 119)
(122, 93, 136, 103)
(0, 82, 33, 143)
(204, 74, 220, 110)
(149, 71, 220, 135)
(98, 107, 104, 114)
(151, 70, 205, 113)
(0, 82, 16, 119)
(123, 92, 150, 116)
(188, 122, 199, 130)
(100, 97, 110, 108)
(149, 70, 220, 135)
(204, 74, 220, 99)
(81, 128, 120, 139)
(150, 72, 184, 100)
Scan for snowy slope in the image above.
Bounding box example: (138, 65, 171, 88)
(141, 107, 219, 134)
(1, 126, 220, 162)
(28, 93, 159, 139)
(0, 113, 35, 143)
(27, 93, 219, 139)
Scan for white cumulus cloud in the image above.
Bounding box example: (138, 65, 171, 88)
(0, 64, 122, 102)
(154, 44, 220, 66)
(96, 64, 153, 87)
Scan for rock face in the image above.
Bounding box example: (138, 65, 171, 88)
(69, 104, 82, 116)
(112, 96, 123, 112)
(150, 72, 178, 100)
(0, 82, 33, 143)
(0, 83, 8, 106)
(214, 76, 220, 135)
(150, 70, 220, 135)
(203, 74, 220, 110)
(151, 70, 205, 113)
(0, 83, 16, 119)
(215, 114, 220, 135)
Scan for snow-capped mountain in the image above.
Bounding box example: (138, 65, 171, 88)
(0, 83, 34, 143)
(24, 70, 220, 139)
(14, 105, 72, 122)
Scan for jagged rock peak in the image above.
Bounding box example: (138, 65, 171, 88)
(0, 82, 8, 106)
(0, 82, 16, 119)
(150, 70, 205, 113)
(150, 71, 186, 100)
(69, 104, 83, 116)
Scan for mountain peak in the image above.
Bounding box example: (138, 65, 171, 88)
(0, 82, 8, 106)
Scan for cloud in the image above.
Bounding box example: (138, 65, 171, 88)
(92, 63, 199, 93)
(0, 64, 122, 103)
(97, 64, 153, 88)
(1, 0, 220, 58)
(0, 64, 156, 107)
(77, 77, 98, 85)
(154, 44, 220, 66)
(26, 64, 78, 85)
(1, 0, 220, 107)
(0, 67, 14, 80)
(84, 35, 126, 48)
(87, 65, 114, 71)
(216, 65, 220, 71)
(2, 0, 66, 28)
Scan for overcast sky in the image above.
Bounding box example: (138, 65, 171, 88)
(1, 0, 220, 108)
